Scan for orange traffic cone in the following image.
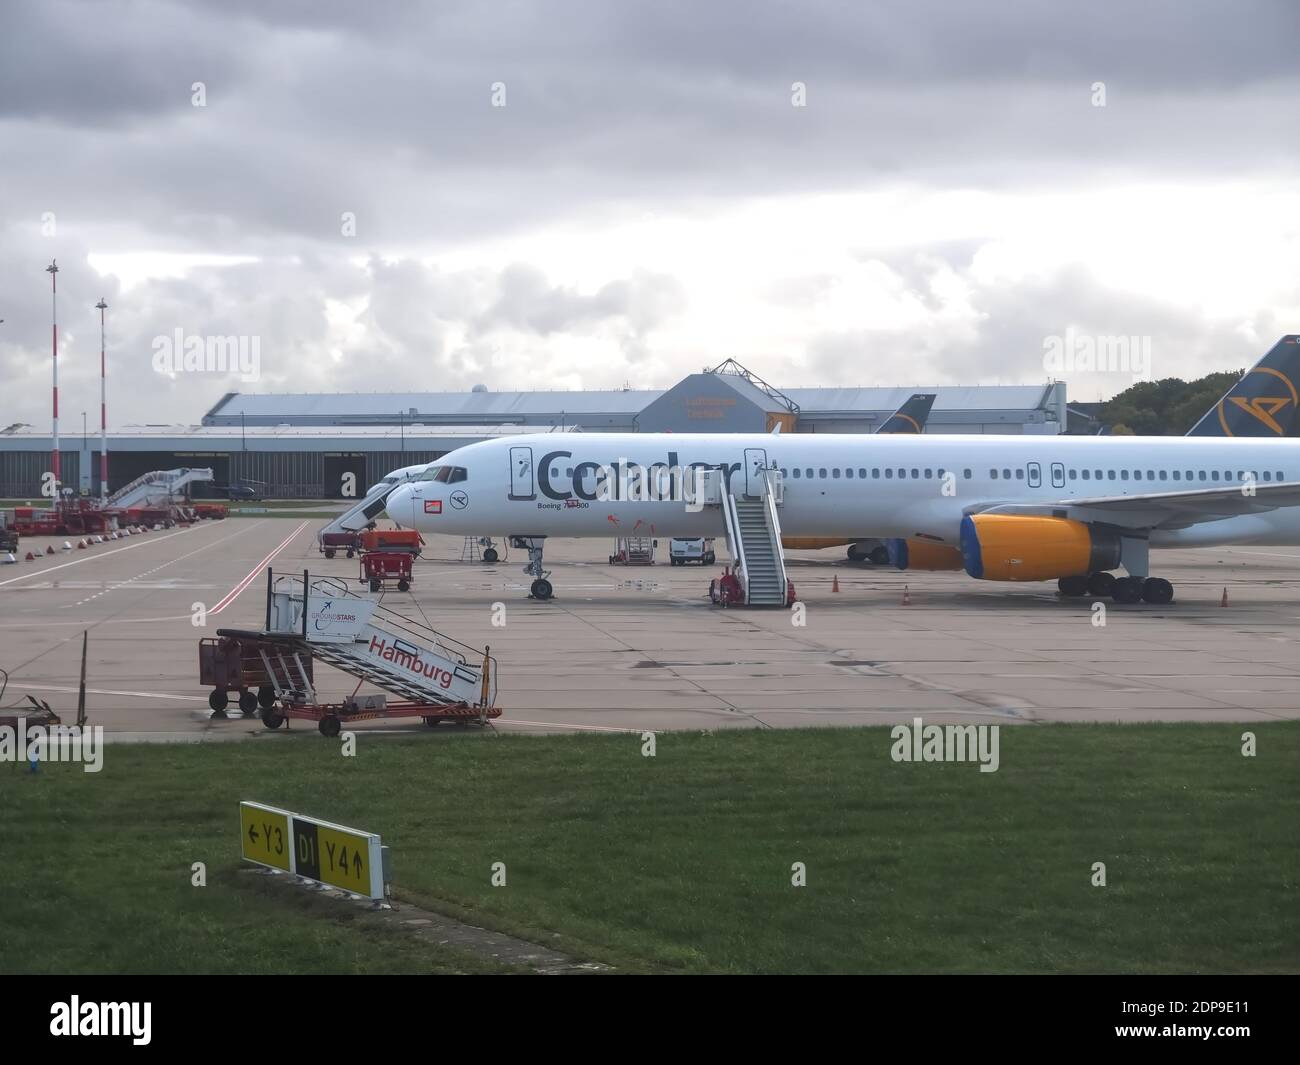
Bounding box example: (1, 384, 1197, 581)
(45, 545, 55, 555)
(832, 574, 840, 592)
(1220, 587, 1229, 607)
(902, 585, 912, 606)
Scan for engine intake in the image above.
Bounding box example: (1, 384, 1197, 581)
(959, 515, 1121, 581)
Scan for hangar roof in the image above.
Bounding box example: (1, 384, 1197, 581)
(203, 382, 1059, 424)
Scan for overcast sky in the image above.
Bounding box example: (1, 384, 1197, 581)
(2, 0, 1298, 427)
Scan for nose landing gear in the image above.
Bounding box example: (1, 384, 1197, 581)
(511, 536, 554, 600)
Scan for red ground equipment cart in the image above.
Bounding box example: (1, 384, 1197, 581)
(319, 530, 362, 559)
(360, 550, 413, 592)
(198, 632, 314, 716)
(357, 528, 422, 592)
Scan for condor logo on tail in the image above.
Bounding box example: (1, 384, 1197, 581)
(1226, 393, 1293, 435)
(1188, 337, 1300, 438)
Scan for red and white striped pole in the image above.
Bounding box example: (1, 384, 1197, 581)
(96, 298, 108, 503)
(45, 260, 60, 491)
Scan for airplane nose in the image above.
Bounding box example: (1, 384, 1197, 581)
(386, 484, 417, 528)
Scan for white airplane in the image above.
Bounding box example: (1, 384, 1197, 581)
(385, 427, 1300, 606)
(386, 336, 1300, 605)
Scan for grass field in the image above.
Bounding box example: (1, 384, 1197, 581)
(1, 724, 1296, 974)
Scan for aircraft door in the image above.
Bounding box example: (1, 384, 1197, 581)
(1027, 461, 1042, 488)
(509, 446, 535, 500)
(1050, 462, 1065, 488)
(743, 448, 768, 496)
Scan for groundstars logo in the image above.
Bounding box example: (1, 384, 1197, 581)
(50, 997, 151, 1045)
(0, 723, 104, 772)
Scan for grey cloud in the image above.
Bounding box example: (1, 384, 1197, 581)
(3, 1, 1299, 256)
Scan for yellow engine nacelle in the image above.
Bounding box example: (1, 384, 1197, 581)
(959, 515, 1121, 582)
(884, 539, 964, 571)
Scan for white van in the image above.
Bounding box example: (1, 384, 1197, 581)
(669, 537, 716, 565)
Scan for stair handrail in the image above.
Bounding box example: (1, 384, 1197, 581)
(759, 468, 789, 605)
(720, 489, 750, 604)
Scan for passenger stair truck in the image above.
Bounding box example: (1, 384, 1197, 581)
(106, 467, 214, 514)
(706, 464, 796, 607)
(317, 482, 402, 558)
(199, 569, 500, 735)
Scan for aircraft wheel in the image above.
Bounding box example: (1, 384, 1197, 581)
(1087, 571, 1116, 596)
(1057, 575, 1089, 597)
(318, 715, 341, 739)
(531, 578, 553, 600)
(1142, 577, 1174, 605)
(208, 689, 229, 712)
(868, 546, 889, 565)
(238, 689, 259, 715)
(257, 685, 276, 709)
(1111, 576, 1142, 604)
(482, 547, 498, 563)
(260, 707, 285, 729)
(846, 544, 865, 561)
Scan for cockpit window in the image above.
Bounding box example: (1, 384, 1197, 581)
(419, 464, 467, 483)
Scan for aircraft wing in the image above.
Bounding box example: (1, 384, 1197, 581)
(970, 481, 1300, 531)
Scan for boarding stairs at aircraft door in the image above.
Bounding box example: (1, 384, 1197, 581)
(262, 571, 496, 710)
(720, 469, 790, 607)
(317, 483, 400, 545)
(106, 467, 214, 510)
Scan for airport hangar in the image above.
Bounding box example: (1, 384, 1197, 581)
(0, 365, 1071, 499)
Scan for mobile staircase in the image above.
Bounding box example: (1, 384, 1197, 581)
(199, 569, 499, 735)
(317, 482, 402, 556)
(106, 467, 214, 510)
(707, 465, 795, 607)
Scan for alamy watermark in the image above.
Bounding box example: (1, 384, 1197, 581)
(152, 329, 260, 381)
(0, 722, 104, 772)
(1043, 329, 1151, 382)
(890, 717, 1000, 773)
(50, 996, 150, 1044)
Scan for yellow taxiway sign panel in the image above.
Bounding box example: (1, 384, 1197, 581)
(240, 800, 385, 899)
(240, 803, 291, 873)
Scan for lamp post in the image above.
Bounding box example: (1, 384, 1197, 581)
(96, 298, 108, 502)
(46, 261, 60, 490)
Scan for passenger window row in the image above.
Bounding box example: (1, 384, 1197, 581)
(774, 466, 1288, 484)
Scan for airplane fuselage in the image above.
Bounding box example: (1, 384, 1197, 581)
(386, 432, 1300, 549)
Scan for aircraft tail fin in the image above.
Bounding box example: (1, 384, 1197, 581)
(1186, 336, 1300, 437)
(876, 393, 937, 434)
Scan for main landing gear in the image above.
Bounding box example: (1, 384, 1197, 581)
(1057, 572, 1174, 605)
(846, 541, 890, 565)
(511, 535, 553, 600)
